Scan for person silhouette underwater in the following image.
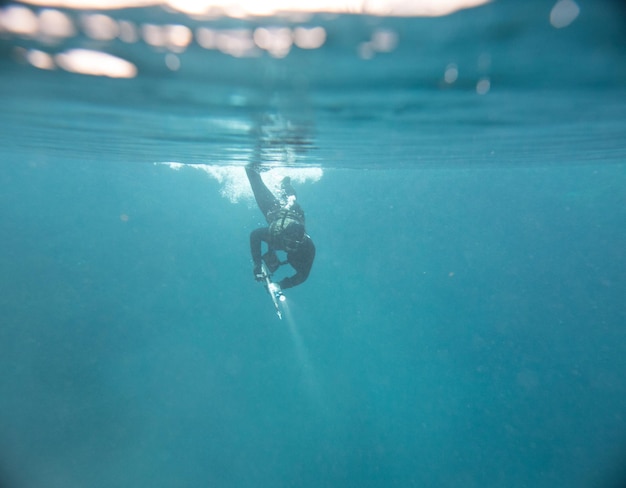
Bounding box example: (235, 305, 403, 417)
(245, 164, 315, 291)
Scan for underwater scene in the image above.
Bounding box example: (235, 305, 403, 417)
(1, 0, 625, 486)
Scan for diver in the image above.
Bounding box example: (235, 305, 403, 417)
(245, 164, 315, 291)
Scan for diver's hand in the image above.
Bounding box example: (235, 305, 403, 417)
(253, 264, 264, 282)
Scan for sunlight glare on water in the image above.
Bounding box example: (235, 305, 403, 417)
(17, 0, 492, 16)
(1, 0, 621, 169)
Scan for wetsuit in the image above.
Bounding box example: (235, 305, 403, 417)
(246, 166, 315, 290)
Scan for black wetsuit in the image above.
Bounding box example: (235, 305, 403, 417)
(246, 167, 315, 290)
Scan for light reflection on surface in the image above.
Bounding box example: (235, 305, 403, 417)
(0, 0, 497, 82)
(444, 63, 458, 84)
(195, 26, 217, 49)
(141, 23, 193, 50)
(253, 27, 292, 58)
(167, 24, 193, 51)
(142, 23, 167, 47)
(370, 29, 398, 52)
(165, 52, 180, 70)
(38, 9, 75, 39)
(476, 77, 490, 95)
(292, 26, 325, 49)
(0, 5, 38, 36)
(26, 49, 55, 69)
(358, 28, 398, 59)
(550, 0, 580, 29)
(18, 0, 491, 17)
(214, 29, 258, 57)
(118, 20, 139, 43)
(54, 49, 138, 77)
(81, 13, 119, 41)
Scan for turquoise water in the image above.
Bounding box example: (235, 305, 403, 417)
(1, 1, 626, 487)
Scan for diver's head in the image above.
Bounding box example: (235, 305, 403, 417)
(282, 222, 305, 252)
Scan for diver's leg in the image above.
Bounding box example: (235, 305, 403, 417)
(245, 166, 280, 218)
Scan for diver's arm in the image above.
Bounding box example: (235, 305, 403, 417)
(279, 238, 315, 290)
(250, 227, 270, 267)
(279, 272, 307, 290)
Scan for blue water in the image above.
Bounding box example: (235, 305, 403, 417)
(1, 1, 626, 487)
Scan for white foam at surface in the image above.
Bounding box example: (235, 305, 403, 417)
(158, 162, 323, 203)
